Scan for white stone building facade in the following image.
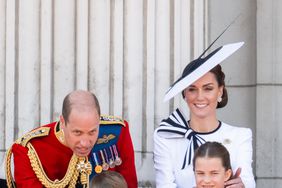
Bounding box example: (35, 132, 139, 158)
(0, 0, 281, 187)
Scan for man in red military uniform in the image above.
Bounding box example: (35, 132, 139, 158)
(6, 90, 101, 188)
(4, 90, 138, 188)
(90, 116, 137, 188)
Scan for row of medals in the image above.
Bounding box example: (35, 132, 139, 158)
(93, 145, 122, 173)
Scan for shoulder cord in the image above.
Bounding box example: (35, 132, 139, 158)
(5, 143, 89, 188)
(5, 147, 16, 188)
(27, 143, 79, 188)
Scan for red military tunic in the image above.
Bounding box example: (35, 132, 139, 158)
(12, 122, 74, 188)
(109, 120, 137, 188)
(11, 118, 138, 188)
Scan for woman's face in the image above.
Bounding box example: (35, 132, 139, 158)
(194, 157, 232, 188)
(183, 72, 223, 119)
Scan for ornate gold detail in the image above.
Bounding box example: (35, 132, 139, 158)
(100, 115, 125, 127)
(77, 157, 92, 187)
(55, 124, 65, 144)
(5, 124, 93, 188)
(96, 134, 116, 144)
(27, 143, 79, 188)
(15, 127, 50, 147)
(94, 165, 103, 174)
(5, 147, 16, 188)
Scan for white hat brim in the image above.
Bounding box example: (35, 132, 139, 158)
(163, 42, 244, 102)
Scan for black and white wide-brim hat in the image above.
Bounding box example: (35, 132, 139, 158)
(163, 42, 244, 102)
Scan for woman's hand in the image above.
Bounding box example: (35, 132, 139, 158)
(224, 168, 245, 188)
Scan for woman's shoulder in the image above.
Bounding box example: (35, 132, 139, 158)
(219, 122, 253, 149)
(220, 122, 252, 136)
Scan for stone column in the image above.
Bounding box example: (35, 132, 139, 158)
(257, 0, 282, 187)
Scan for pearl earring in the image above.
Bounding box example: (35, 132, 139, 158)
(217, 97, 222, 103)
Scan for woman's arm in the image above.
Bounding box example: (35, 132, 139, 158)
(226, 128, 255, 188)
(153, 130, 177, 188)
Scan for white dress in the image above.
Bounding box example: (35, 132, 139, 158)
(153, 109, 255, 188)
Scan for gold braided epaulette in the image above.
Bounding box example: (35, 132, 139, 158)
(15, 127, 50, 147)
(100, 115, 126, 127)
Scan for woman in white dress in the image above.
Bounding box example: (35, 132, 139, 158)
(154, 42, 255, 188)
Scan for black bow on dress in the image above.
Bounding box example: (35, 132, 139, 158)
(157, 108, 206, 169)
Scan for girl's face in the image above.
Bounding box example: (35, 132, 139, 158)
(194, 157, 232, 188)
(183, 72, 223, 119)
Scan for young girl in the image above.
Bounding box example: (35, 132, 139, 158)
(91, 171, 128, 188)
(193, 142, 232, 188)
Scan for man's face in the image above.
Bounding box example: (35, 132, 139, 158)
(60, 108, 100, 157)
